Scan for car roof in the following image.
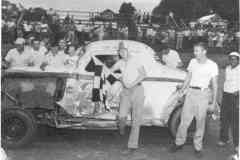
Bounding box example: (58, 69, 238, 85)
(85, 40, 155, 57)
(77, 40, 157, 72)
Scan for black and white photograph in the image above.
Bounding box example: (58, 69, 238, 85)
(1, 0, 239, 159)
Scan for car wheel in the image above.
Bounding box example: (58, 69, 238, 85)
(1, 108, 37, 148)
(168, 106, 196, 140)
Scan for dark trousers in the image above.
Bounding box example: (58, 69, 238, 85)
(220, 92, 239, 147)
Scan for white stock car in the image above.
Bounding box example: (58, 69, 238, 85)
(2, 40, 197, 148)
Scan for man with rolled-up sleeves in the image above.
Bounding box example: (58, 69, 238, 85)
(117, 44, 147, 153)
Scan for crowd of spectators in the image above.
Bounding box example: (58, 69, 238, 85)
(2, 1, 239, 57)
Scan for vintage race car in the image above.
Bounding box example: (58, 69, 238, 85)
(2, 40, 196, 148)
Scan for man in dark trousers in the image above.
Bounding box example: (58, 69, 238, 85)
(217, 52, 239, 158)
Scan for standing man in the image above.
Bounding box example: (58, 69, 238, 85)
(217, 52, 239, 156)
(169, 42, 219, 158)
(117, 43, 147, 152)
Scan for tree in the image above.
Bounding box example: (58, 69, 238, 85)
(117, 2, 137, 40)
(23, 7, 47, 21)
(118, 2, 136, 27)
(152, 0, 238, 23)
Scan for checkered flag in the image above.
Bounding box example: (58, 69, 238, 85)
(85, 57, 119, 111)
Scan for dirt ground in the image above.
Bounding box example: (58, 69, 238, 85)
(5, 119, 234, 160)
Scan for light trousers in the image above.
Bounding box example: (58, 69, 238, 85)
(119, 85, 144, 149)
(175, 88, 209, 151)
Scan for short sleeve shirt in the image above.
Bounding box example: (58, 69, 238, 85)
(162, 49, 182, 68)
(5, 48, 33, 68)
(44, 52, 68, 71)
(65, 55, 79, 70)
(122, 57, 144, 88)
(31, 49, 46, 67)
(187, 58, 218, 88)
(224, 65, 240, 93)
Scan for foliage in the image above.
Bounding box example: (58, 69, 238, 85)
(152, 0, 238, 23)
(23, 8, 47, 21)
(118, 2, 136, 27)
(117, 2, 138, 40)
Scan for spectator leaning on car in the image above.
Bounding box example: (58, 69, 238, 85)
(117, 42, 147, 152)
(218, 52, 239, 155)
(4, 38, 34, 69)
(41, 44, 67, 71)
(31, 39, 46, 67)
(169, 42, 219, 158)
(161, 45, 183, 69)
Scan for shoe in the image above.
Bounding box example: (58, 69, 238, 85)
(121, 148, 137, 155)
(194, 150, 203, 159)
(169, 144, 183, 153)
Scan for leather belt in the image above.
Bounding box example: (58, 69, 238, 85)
(190, 86, 201, 90)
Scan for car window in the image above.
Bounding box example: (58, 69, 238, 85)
(95, 55, 119, 68)
(2, 77, 57, 109)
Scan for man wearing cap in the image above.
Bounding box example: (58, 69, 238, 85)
(169, 42, 219, 158)
(217, 52, 239, 155)
(4, 38, 33, 69)
(116, 43, 147, 152)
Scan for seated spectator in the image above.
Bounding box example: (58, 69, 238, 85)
(4, 38, 34, 69)
(161, 45, 183, 69)
(23, 21, 33, 37)
(40, 37, 50, 52)
(42, 45, 67, 71)
(58, 39, 67, 54)
(65, 45, 79, 70)
(24, 35, 34, 52)
(31, 39, 46, 67)
(216, 30, 225, 48)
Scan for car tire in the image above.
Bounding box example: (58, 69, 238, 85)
(1, 108, 37, 148)
(168, 105, 196, 140)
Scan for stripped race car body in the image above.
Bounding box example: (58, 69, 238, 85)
(2, 40, 191, 148)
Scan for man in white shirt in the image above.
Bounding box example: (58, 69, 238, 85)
(58, 39, 67, 54)
(161, 45, 183, 68)
(217, 52, 239, 155)
(42, 45, 67, 71)
(170, 42, 219, 158)
(116, 43, 147, 152)
(4, 38, 33, 69)
(31, 39, 46, 68)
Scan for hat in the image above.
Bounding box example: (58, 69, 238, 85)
(15, 38, 25, 44)
(229, 52, 240, 58)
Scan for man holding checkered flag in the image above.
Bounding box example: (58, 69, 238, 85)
(111, 42, 147, 152)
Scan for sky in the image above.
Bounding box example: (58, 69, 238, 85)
(8, 0, 161, 13)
